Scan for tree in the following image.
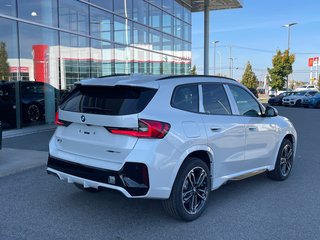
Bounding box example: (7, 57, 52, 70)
(0, 41, 10, 80)
(268, 50, 295, 90)
(318, 75, 320, 90)
(241, 62, 258, 89)
(190, 65, 197, 75)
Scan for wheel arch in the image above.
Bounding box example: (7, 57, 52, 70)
(168, 146, 215, 196)
(283, 133, 296, 157)
(271, 132, 296, 170)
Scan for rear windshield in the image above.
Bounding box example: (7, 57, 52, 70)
(60, 85, 157, 115)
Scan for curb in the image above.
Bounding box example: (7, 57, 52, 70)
(3, 124, 56, 139)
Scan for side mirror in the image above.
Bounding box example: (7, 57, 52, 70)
(265, 106, 278, 117)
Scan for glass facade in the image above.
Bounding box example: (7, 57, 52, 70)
(0, 0, 192, 129)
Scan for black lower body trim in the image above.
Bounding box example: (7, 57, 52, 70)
(47, 156, 149, 196)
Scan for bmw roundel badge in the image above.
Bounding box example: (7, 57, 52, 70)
(81, 115, 86, 122)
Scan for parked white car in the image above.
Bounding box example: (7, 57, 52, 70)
(282, 90, 318, 107)
(295, 85, 318, 91)
(47, 75, 297, 221)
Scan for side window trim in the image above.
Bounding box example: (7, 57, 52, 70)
(198, 84, 205, 113)
(223, 84, 239, 115)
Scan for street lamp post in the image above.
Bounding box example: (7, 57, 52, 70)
(212, 41, 219, 75)
(217, 50, 222, 76)
(283, 22, 297, 90)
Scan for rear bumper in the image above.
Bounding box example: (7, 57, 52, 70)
(47, 156, 149, 197)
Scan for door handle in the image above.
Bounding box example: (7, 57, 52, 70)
(248, 126, 257, 131)
(210, 128, 221, 132)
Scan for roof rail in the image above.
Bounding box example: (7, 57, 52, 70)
(157, 75, 237, 82)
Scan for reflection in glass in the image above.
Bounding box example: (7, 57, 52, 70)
(91, 40, 114, 77)
(60, 32, 90, 89)
(133, 49, 149, 74)
(59, 0, 89, 34)
(114, 0, 132, 19)
(115, 45, 132, 74)
(133, 0, 148, 25)
(175, 18, 183, 38)
(184, 4, 191, 23)
(90, 0, 113, 11)
(17, 0, 58, 26)
(184, 23, 191, 41)
(18, 23, 59, 126)
(150, 52, 162, 74)
(90, 6, 113, 41)
(163, 55, 173, 75)
(163, 34, 173, 56)
(162, 12, 173, 35)
(149, 5, 161, 30)
(174, 1, 183, 20)
(114, 16, 131, 45)
(163, 0, 173, 14)
(150, 29, 162, 51)
(0, 18, 18, 81)
(0, 0, 16, 16)
(133, 23, 149, 49)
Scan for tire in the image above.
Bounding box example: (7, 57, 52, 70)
(267, 139, 293, 181)
(162, 158, 210, 221)
(295, 100, 301, 107)
(74, 183, 102, 193)
(27, 104, 41, 122)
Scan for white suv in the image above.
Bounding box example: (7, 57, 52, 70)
(47, 75, 297, 221)
(295, 85, 318, 91)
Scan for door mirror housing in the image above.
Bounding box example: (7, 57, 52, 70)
(265, 106, 278, 117)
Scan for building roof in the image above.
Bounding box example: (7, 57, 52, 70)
(191, 0, 243, 12)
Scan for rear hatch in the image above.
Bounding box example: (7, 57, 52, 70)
(55, 84, 157, 163)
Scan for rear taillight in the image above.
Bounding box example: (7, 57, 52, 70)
(54, 112, 71, 127)
(107, 119, 170, 139)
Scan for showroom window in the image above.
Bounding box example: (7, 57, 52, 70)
(0, 0, 16, 16)
(90, 6, 113, 42)
(59, 0, 89, 35)
(17, 0, 58, 27)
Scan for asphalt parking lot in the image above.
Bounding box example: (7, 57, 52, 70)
(0, 106, 320, 240)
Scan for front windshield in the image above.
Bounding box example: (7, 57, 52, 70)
(296, 91, 307, 96)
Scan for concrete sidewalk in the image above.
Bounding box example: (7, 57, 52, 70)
(0, 148, 47, 177)
(1, 124, 55, 177)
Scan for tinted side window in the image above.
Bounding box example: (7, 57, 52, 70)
(229, 85, 261, 117)
(171, 84, 199, 112)
(202, 83, 231, 115)
(60, 85, 157, 115)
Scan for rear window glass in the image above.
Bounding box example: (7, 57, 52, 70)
(60, 85, 157, 115)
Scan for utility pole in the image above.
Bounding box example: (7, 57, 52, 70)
(229, 46, 232, 78)
(212, 41, 219, 75)
(283, 22, 297, 91)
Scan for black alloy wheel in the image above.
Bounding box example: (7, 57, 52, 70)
(27, 104, 41, 122)
(162, 158, 210, 221)
(267, 139, 294, 181)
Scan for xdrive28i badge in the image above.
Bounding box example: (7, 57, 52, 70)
(80, 115, 86, 122)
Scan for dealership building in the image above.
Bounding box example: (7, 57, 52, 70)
(0, 0, 242, 128)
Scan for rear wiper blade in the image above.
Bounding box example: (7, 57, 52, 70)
(82, 106, 113, 113)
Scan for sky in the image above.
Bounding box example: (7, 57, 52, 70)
(191, 0, 320, 83)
